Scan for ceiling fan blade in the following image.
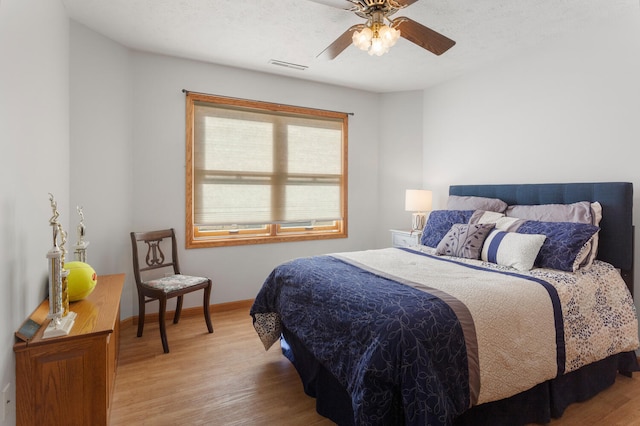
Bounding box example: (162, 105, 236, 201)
(305, 0, 357, 10)
(392, 17, 455, 56)
(393, 0, 421, 7)
(317, 24, 365, 60)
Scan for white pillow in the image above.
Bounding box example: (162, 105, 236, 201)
(471, 210, 505, 224)
(494, 216, 525, 232)
(481, 230, 546, 272)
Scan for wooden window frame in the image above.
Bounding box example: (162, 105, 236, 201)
(185, 92, 348, 248)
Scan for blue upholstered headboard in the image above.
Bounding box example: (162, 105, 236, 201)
(449, 182, 634, 293)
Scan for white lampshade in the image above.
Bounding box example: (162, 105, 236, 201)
(405, 189, 432, 212)
(405, 189, 432, 231)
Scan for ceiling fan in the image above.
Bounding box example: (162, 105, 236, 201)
(311, 0, 455, 59)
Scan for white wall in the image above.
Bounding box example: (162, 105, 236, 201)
(377, 91, 425, 245)
(128, 52, 383, 308)
(0, 1, 69, 424)
(423, 12, 640, 208)
(422, 11, 640, 332)
(69, 21, 134, 319)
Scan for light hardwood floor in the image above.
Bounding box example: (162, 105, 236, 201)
(110, 302, 640, 426)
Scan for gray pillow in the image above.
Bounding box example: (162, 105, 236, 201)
(505, 201, 594, 223)
(436, 223, 496, 259)
(447, 195, 508, 213)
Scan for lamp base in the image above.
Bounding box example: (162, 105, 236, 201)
(411, 212, 426, 231)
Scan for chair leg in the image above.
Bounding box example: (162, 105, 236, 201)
(203, 281, 214, 334)
(137, 293, 146, 338)
(158, 297, 170, 353)
(174, 295, 184, 324)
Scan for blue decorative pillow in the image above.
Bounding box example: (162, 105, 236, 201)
(421, 210, 475, 248)
(516, 221, 600, 272)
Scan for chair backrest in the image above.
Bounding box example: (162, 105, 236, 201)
(130, 228, 181, 285)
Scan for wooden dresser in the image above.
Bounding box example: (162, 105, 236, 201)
(13, 273, 125, 426)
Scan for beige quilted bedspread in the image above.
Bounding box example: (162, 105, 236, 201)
(334, 247, 638, 406)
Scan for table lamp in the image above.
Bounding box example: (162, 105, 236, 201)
(405, 189, 432, 231)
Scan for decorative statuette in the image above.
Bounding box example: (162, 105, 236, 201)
(43, 193, 77, 339)
(73, 205, 89, 262)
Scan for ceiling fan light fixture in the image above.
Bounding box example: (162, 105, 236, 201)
(317, 0, 456, 60)
(352, 27, 373, 51)
(368, 37, 386, 56)
(352, 23, 400, 56)
(378, 24, 400, 46)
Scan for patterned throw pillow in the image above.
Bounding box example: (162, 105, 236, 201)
(421, 210, 475, 248)
(436, 223, 496, 259)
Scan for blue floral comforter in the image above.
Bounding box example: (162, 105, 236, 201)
(251, 254, 471, 425)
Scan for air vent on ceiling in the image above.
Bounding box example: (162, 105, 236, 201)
(268, 59, 308, 71)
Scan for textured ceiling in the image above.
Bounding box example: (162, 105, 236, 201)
(62, 0, 638, 93)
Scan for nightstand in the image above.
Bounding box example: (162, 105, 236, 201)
(390, 229, 422, 248)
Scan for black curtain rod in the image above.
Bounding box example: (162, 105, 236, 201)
(181, 89, 354, 116)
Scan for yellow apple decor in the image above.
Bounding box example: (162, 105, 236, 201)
(65, 261, 98, 301)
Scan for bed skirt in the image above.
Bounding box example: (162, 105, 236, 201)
(281, 328, 639, 426)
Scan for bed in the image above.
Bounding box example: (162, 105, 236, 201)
(250, 182, 639, 425)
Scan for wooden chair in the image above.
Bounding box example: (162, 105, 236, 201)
(130, 228, 213, 353)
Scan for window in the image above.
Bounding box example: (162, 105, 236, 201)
(185, 92, 348, 248)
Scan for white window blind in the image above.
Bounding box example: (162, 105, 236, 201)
(193, 101, 345, 226)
